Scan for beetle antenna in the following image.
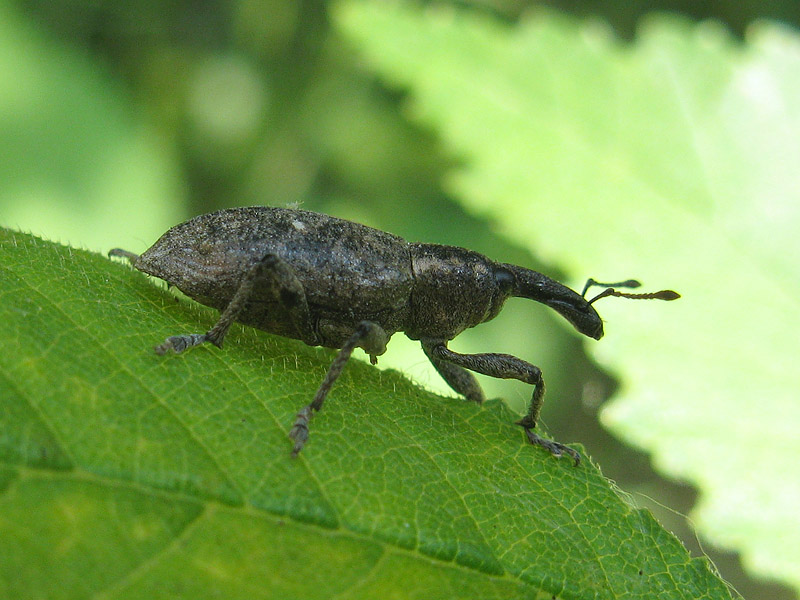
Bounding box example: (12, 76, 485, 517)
(581, 278, 641, 297)
(587, 286, 680, 305)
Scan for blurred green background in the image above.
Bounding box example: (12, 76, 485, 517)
(2, 1, 797, 598)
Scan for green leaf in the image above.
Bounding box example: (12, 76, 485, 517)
(335, 2, 800, 594)
(0, 229, 734, 598)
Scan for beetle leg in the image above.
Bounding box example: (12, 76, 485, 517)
(421, 341, 580, 466)
(108, 248, 140, 262)
(420, 339, 485, 404)
(154, 253, 318, 355)
(290, 321, 388, 457)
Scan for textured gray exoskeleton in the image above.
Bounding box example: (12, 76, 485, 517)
(110, 206, 679, 465)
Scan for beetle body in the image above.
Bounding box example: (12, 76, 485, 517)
(135, 206, 600, 349)
(112, 206, 678, 464)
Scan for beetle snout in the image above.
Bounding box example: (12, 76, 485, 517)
(545, 298, 604, 340)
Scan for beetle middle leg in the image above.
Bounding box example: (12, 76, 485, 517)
(421, 340, 580, 465)
(290, 320, 388, 457)
(154, 253, 319, 354)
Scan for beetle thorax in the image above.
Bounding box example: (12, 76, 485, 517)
(406, 243, 506, 341)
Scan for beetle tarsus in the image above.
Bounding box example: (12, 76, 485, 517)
(290, 406, 312, 457)
(155, 333, 208, 355)
(520, 426, 581, 466)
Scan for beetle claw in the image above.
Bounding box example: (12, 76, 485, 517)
(520, 427, 581, 467)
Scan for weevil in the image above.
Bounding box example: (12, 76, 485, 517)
(110, 206, 678, 465)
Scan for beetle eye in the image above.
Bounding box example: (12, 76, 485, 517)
(493, 268, 515, 294)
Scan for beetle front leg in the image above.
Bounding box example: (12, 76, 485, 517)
(155, 253, 318, 355)
(421, 339, 485, 404)
(290, 320, 388, 457)
(421, 341, 580, 466)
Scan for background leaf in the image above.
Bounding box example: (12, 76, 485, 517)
(0, 229, 735, 598)
(0, 1, 184, 253)
(335, 2, 800, 595)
